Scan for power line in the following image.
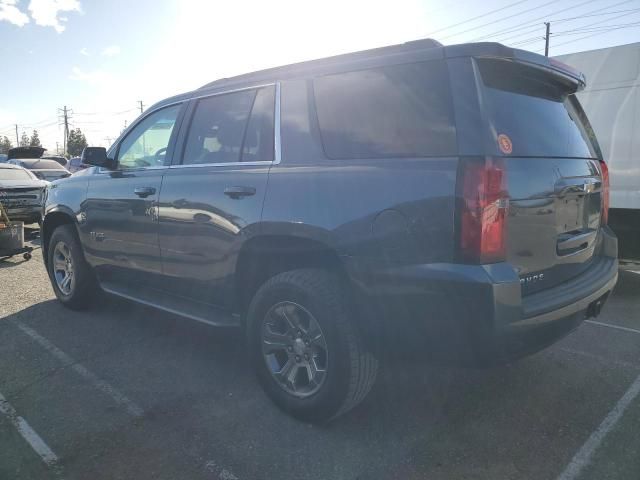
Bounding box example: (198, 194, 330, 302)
(553, 6, 640, 23)
(426, 0, 530, 36)
(493, 4, 640, 44)
(511, 35, 546, 46)
(509, 20, 640, 50)
(470, 0, 617, 42)
(552, 20, 640, 35)
(493, 22, 547, 43)
(440, 0, 557, 41)
(496, 5, 640, 45)
(551, 8, 640, 36)
(539, 22, 640, 51)
(74, 108, 138, 116)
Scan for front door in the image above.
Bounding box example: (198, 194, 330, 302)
(157, 85, 277, 309)
(83, 103, 184, 288)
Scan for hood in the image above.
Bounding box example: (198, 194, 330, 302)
(0, 179, 48, 189)
(7, 146, 46, 160)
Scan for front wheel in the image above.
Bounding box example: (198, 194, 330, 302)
(247, 269, 378, 422)
(47, 224, 99, 310)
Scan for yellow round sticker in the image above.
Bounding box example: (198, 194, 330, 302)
(497, 134, 513, 155)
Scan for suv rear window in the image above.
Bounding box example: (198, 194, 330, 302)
(313, 60, 456, 159)
(21, 159, 66, 170)
(478, 58, 598, 159)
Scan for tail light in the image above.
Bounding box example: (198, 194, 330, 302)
(599, 160, 609, 225)
(458, 157, 508, 264)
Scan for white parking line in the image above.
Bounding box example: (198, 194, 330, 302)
(0, 391, 63, 478)
(13, 321, 144, 418)
(585, 320, 640, 335)
(560, 348, 640, 371)
(556, 372, 640, 480)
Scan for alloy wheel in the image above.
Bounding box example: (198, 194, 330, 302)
(261, 301, 328, 398)
(52, 241, 75, 295)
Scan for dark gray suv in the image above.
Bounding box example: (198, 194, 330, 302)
(42, 39, 618, 422)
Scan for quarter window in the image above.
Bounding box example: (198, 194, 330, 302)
(117, 104, 181, 169)
(313, 61, 456, 159)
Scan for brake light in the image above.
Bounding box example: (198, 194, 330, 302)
(600, 160, 609, 225)
(458, 158, 508, 264)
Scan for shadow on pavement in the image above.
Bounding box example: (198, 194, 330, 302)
(1, 272, 638, 479)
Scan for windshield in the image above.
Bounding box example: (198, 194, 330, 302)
(478, 58, 599, 158)
(0, 168, 34, 181)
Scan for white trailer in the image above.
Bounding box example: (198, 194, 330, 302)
(556, 42, 640, 261)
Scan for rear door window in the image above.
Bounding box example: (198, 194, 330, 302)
(181, 86, 276, 165)
(241, 86, 275, 162)
(313, 60, 456, 159)
(477, 58, 598, 158)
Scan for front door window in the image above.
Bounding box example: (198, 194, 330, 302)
(117, 105, 181, 169)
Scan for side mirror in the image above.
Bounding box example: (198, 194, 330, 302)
(81, 147, 116, 169)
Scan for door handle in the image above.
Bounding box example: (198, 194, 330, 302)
(557, 229, 597, 255)
(224, 186, 256, 199)
(134, 187, 156, 198)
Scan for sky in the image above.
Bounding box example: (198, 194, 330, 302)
(0, 0, 639, 152)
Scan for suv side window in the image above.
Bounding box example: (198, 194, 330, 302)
(181, 86, 275, 165)
(241, 86, 275, 162)
(313, 60, 456, 159)
(117, 104, 181, 169)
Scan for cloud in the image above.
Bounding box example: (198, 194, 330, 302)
(79, 47, 89, 56)
(0, 0, 29, 26)
(69, 66, 111, 86)
(101, 45, 120, 57)
(28, 0, 80, 33)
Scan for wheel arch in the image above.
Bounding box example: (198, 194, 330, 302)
(234, 234, 352, 319)
(42, 208, 78, 264)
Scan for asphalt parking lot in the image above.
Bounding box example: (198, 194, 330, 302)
(1, 228, 639, 480)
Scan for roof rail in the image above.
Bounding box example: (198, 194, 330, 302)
(198, 38, 446, 90)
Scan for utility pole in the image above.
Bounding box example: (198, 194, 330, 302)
(56, 141, 59, 154)
(15, 124, 18, 145)
(544, 22, 551, 57)
(138, 100, 144, 114)
(58, 106, 71, 156)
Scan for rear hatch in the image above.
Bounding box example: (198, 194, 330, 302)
(476, 57, 605, 296)
(7, 146, 45, 160)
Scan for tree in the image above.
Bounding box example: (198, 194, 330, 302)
(19, 131, 30, 147)
(67, 128, 88, 157)
(29, 129, 41, 147)
(0, 136, 12, 154)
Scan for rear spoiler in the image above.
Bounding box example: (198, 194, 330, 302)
(445, 42, 587, 90)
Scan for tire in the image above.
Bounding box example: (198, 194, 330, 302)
(47, 224, 99, 310)
(247, 269, 378, 422)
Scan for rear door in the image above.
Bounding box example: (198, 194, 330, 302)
(157, 85, 276, 309)
(475, 58, 604, 295)
(83, 103, 184, 288)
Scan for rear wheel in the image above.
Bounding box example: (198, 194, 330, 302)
(47, 224, 99, 310)
(247, 269, 378, 422)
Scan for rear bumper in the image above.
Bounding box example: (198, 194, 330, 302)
(347, 228, 618, 364)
